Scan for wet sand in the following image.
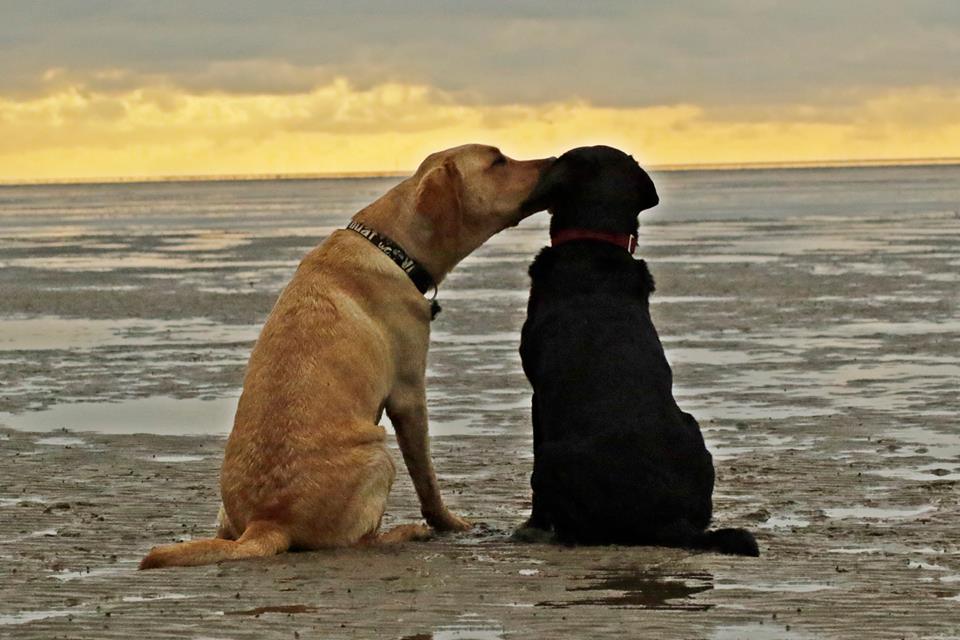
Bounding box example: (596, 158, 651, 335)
(1, 205, 959, 638)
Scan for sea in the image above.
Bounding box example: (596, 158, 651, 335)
(3, 164, 960, 233)
(0, 164, 958, 441)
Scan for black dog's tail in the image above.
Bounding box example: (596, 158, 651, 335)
(693, 528, 760, 557)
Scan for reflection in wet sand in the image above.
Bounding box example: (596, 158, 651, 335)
(539, 570, 714, 611)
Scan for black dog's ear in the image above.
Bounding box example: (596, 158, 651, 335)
(636, 165, 660, 212)
(520, 158, 572, 214)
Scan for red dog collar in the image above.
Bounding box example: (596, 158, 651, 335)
(550, 229, 637, 254)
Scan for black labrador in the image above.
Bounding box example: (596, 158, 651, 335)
(515, 145, 758, 556)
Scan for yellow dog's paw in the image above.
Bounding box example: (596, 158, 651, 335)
(426, 510, 473, 533)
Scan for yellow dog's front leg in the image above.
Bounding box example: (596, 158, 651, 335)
(386, 388, 472, 532)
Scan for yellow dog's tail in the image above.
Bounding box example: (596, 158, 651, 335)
(139, 521, 290, 570)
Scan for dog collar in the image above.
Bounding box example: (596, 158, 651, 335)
(550, 228, 638, 254)
(346, 220, 441, 319)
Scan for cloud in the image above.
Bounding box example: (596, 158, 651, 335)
(1, 77, 958, 181)
(1, 1, 959, 108)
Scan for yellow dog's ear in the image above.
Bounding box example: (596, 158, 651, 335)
(415, 161, 463, 240)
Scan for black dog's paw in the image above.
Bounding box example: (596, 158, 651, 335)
(704, 528, 760, 557)
(511, 524, 557, 544)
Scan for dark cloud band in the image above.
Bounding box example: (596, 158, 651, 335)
(1, 1, 959, 107)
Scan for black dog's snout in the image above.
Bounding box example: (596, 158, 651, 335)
(521, 157, 564, 214)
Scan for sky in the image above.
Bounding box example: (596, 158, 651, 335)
(2, 1, 959, 181)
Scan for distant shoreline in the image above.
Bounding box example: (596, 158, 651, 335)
(3, 156, 959, 187)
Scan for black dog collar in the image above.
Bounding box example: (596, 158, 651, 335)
(346, 220, 441, 319)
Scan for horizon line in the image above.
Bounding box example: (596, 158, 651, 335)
(3, 155, 959, 187)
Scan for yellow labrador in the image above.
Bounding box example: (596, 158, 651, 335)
(140, 144, 553, 568)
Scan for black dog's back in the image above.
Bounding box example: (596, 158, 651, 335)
(517, 146, 758, 556)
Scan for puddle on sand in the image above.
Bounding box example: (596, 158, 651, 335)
(1, 395, 239, 435)
(225, 604, 317, 616)
(402, 615, 506, 640)
(0, 316, 257, 352)
(710, 622, 816, 639)
(882, 426, 960, 461)
(758, 514, 811, 530)
(0, 609, 76, 627)
(0, 496, 47, 507)
(827, 547, 883, 555)
(715, 581, 835, 594)
(537, 569, 713, 610)
(121, 593, 193, 603)
(0, 528, 59, 545)
(158, 233, 251, 253)
(906, 560, 951, 572)
(823, 505, 935, 521)
(652, 295, 738, 304)
(34, 436, 88, 447)
(866, 464, 960, 482)
(142, 454, 207, 463)
(3, 391, 510, 438)
(664, 347, 759, 366)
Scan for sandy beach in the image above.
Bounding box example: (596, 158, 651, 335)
(1, 174, 959, 638)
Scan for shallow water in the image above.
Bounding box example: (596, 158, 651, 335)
(1, 168, 958, 456)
